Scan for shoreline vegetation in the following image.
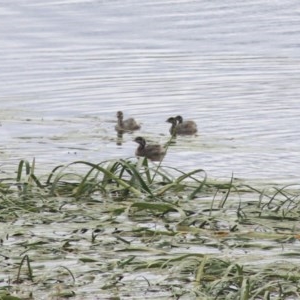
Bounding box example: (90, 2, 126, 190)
(0, 158, 300, 299)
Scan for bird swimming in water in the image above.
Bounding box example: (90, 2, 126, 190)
(166, 115, 197, 135)
(115, 111, 141, 132)
(134, 136, 166, 161)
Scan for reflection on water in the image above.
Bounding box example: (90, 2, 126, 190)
(0, 0, 300, 184)
(116, 130, 124, 146)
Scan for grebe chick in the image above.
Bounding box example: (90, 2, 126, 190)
(174, 115, 197, 135)
(115, 111, 140, 132)
(134, 136, 166, 161)
(166, 116, 197, 135)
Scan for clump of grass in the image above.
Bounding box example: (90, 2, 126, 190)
(17, 158, 211, 199)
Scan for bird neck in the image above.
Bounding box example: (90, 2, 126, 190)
(117, 116, 124, 127)
(137, 140, 146, 151)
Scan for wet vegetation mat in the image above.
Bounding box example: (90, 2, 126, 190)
(0, 158, 300, 299)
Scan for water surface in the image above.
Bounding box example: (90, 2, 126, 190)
(1, 0, 300, 183)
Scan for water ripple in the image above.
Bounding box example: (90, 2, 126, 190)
(0, 0, 299, 183)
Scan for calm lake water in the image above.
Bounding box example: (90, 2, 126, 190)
(1, 0, 300, 184)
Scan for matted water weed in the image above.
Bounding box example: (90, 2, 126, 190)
(0, 159, 300, 299)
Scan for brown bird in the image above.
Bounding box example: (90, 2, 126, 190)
(115, 111, 141, 132)
(134, 136, 166, 161)
(166, 115, 197, 135)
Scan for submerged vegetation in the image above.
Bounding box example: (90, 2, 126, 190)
(0, 158, 300, 299)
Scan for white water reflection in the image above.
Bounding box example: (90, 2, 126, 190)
(0, 0, 300, 183)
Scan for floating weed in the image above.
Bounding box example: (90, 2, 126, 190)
(17, 159, 43, 192)
(127, 202, 186, 219)
(15, 255, 33, 283)
(153, 167, 207, 200)
(0, 159, 300, 299)
(0, 293, 23, 300)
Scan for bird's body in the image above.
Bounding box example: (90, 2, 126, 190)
(166, 115, 197, 135)
(175, 115, 197, 134)
(115, 111, 140, 132)
(134, 137, 166, 161)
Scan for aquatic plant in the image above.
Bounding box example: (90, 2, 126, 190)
(0, 159, 299, 299)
